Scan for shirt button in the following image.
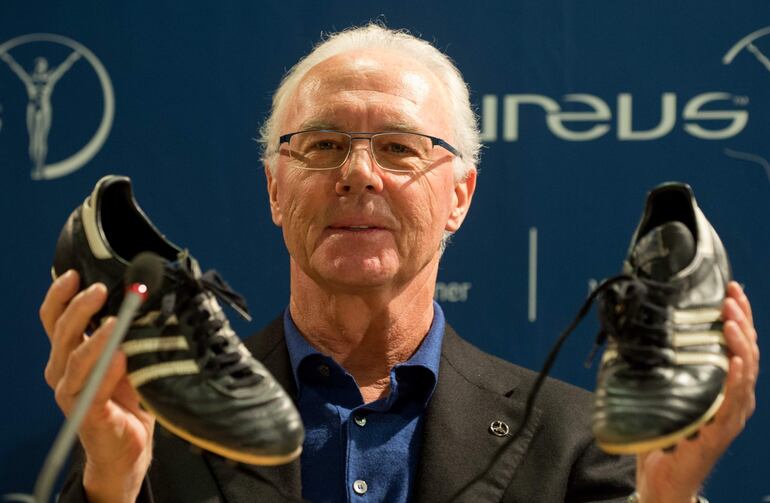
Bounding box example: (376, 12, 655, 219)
(354, 415, 367, 427)
(318, 364, 330, 377)
(353, 479, 368, 495)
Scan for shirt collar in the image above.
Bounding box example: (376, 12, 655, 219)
(283, 302, 445, 402)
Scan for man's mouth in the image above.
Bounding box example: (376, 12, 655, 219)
(330, 225, 381, 230)
(326, 223, 391, 234)
(327, 213, 395, 233)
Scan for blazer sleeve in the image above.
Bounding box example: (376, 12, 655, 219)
(57, 444, 155, 503)
(500, 375, 636, 502)
(565, 439, 636, 502)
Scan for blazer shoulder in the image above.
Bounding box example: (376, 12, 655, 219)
(442, 324, 594, 406)
(243, 314, 285, 358)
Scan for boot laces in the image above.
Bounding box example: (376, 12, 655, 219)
(595, 275, 679, 368)
(451, 274, 647, 499)
(157, 254, 262, 390)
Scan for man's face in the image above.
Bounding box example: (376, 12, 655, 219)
(266, 49, 475, 293)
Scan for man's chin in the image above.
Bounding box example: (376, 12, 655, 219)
(316, 263, 397, 292)
(302, 250, 397, 286)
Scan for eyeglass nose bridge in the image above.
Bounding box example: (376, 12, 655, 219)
(339, 135, 379, 177)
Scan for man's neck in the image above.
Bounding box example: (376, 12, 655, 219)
(288, 260, 438, 403)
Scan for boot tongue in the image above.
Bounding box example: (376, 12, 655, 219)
(630, 221, 695, 281)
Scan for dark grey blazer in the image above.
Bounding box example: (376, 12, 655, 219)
(61, 317, 635, 502)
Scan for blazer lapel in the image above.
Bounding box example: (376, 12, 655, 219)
(204, 315, 303, 503)
(414, 327, 543, 503)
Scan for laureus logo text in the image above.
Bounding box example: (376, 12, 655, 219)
(480, 92, 749, 142)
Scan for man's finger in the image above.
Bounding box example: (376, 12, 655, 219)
(46, 284, 108, 386)
(51, 283, 107, 351)
(79, 351, 129, 431)
(55, 317, 117, 414)
(723, 318, 752, 368)
(728, 281, 753, 327)
(723, 297, 759, 377)
(714, 354, 748, 436)
(723, 298, 753, 347)
(40, 269, 80, 338)
(720, 321, 757, 422)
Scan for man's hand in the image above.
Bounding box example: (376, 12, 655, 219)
(635, 281, 759, 503)
(40, 270, 155, 503)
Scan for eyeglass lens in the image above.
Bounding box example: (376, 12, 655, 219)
(287, 131, 434, 172)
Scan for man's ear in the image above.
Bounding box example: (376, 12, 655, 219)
(264, 163, 283, 227)
(445, 168, 477, 233)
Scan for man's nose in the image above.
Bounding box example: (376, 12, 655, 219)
(335, 142, 384, 195)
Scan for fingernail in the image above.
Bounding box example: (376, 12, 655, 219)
(55, 269, 75, 286)
(729, 301, 745, 321)
(86, 283, 106, 296)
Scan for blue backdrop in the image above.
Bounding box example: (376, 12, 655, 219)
(1, 1, 768, 500)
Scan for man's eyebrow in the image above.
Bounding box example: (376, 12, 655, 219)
(380, 122, 420, 133)
(297, 119, 338, 131)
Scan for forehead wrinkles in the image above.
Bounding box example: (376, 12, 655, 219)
(301, 67, 432, 105)
(282, 51, 452, 134)
(299, 93, 426, 131)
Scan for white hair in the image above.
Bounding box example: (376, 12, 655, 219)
(258, 23, 481, 182)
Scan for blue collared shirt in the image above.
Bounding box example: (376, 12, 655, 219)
(284, 302, 445, 503)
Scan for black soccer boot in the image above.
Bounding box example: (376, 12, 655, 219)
(592, 182, 731, 454)
(52, 174, 304, 465)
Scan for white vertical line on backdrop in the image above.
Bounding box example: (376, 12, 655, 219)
(528, 226, 537, 322)
(479, 95, 498, 142)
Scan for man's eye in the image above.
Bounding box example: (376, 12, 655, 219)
(313, 140, 342, 150)
(382, 142, 415, 155)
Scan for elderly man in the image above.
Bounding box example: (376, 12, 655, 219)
(42, 25, 758, 502)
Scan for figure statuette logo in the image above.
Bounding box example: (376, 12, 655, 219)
(0, 34, 114, 180)
(722, 26, 770, 185)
